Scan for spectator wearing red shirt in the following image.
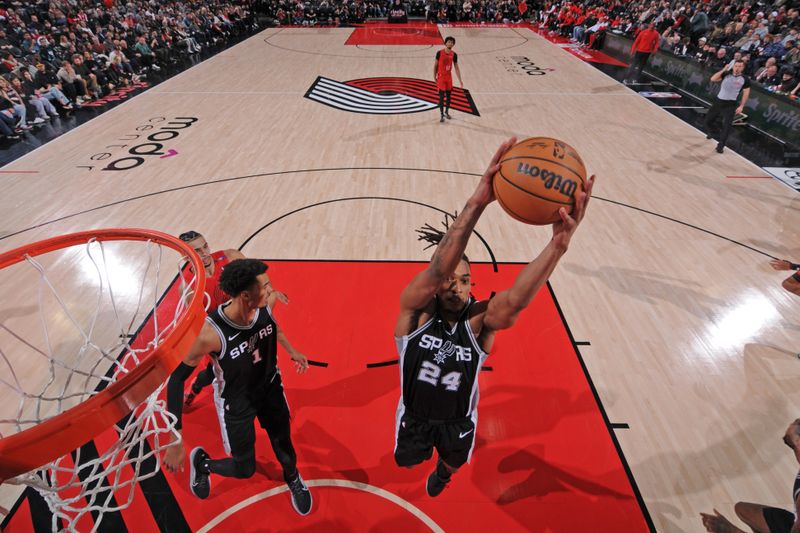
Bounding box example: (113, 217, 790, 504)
(624, 22, 661, 83)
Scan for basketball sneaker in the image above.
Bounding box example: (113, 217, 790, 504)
(440, 115, 445, 123)
(426, 468, 450, 497)
(444, 112, 452, 120)
(189, 447, 211, 499)
(286, 472, 312, 515)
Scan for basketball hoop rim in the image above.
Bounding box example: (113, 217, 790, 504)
(0, 228, 206, 482)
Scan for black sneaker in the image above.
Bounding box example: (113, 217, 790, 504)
(444, 112, 452, 120)
(705, 133, 713, 139)
(440, 115, 445, 123)
(715, 144, 724, 154)
(426, 469, 450, 497)
(189, 447, 211, 499)
(287, 473, 312, 515)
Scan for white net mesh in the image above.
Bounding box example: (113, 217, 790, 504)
(0, 234, 201, 532)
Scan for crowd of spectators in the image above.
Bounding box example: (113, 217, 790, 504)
(0, 0, 258, 142)
(255, 0, 529, 27)
(537, 0, 800, 99)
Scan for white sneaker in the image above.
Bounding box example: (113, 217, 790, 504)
(32, 117, 46, 124)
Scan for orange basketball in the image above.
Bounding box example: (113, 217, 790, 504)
(492, 137, 587, 225)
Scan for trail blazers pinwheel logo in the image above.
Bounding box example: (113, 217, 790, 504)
(305, 76, 480, 116)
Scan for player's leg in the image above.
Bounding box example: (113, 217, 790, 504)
(394, 406, 435, 467)
(427, 417, 476, 497)
(188, 401, 258, 499)
(258, 371, 312, 515)
(258, 372, 298, 478)
(734, 502, 788, 533)
(185, 361, 214, 408)
(438, 90, 446, 122)
(444, 89, 452, 119)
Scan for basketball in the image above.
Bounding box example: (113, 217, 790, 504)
(492, 137, 587, 225)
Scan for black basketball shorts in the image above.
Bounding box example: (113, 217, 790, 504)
(763, 506, 795, 533)
(215, 370, 292, 460)
(394, 410, 476, 469)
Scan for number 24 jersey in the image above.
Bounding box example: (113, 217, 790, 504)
(397, 299, 488, 421)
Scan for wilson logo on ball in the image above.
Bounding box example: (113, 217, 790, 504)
(304, 76, 480, 116)
(516, 163, 578, 199)
(493, 137, 588, 226)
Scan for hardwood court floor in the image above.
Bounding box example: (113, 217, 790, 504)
(1, 24, 799, 532)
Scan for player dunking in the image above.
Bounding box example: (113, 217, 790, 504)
(434, 36, 463, 123)
(164, 259, 312, 515)
(393, 137, 595, 496)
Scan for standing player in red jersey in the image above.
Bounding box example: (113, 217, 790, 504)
(179, 230, 290, 409)
(434, 36, 463, 123)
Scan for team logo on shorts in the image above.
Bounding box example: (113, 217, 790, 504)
(305, 76, 480, 116)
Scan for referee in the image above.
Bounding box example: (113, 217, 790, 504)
(703, 59, 750, 154)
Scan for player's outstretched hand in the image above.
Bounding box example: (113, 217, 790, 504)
(471, 137, 517, 208)
(164, 442, 186, 473)
(552, 174, 595, 251)
(699, 509, 739, 533)
(770, 259, 793, 271)
(291, 351, 309, 374)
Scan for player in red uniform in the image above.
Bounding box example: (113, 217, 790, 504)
(179, 231, 290, 409)
(180, 231, 244, 310)
(434, 36, 463, 123)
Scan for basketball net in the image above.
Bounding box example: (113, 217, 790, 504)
(0, 232, 203, 532)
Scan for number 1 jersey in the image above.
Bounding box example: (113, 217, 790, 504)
(205, 303, 278, 402)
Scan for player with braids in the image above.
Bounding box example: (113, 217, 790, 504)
(164, 259, 312, 516)
(393, 137, 595, 497)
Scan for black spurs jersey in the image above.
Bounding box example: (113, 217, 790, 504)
(205, 303, 278, 401)
(397, 298, 489, 421)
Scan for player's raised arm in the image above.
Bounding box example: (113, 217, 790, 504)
(163, 323, 221, 472)
(396, 138, 516, 332)
(483, 175, 595, 331)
